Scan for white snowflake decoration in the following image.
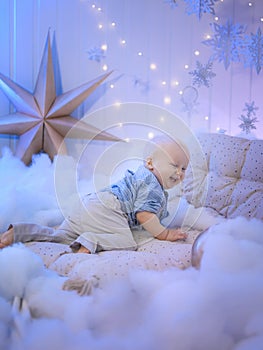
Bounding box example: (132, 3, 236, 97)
(133, 77, 150, 93)
(183, 0, 219, 19)
(238, 101, 259, 134)
(243, 101, 259, 116)
(243, 27, 263, 74)
(203, 20, 246, 69)
(86, 46, 106, 62)
(189, 60, 216, 87)
(164, 0, 178, 9)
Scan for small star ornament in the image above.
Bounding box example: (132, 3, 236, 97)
(0, 32, 118, 164)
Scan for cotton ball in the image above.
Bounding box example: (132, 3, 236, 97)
(234, 335, 263, 350)
(225, 217, 263, 244)
(200, 217, 263, 272)
(0, 297, 12, 349)
(0, 245, 45, 301)
(0, 151, 60, 230)
(32, 209, 64, 227)
(53, 155, 78, 193)
(13, 318, 91, 350)
(244, 313, 263, 337)
(25, 274, 76, 320)
(0, 147, 27, 183)
(30, 152, 52, 168)
(233, 313, 263, 350)
(127, 268, 233, 350)
(85, 278, 142, 335)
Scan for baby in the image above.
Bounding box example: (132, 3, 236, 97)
(0, 135, 189, 253)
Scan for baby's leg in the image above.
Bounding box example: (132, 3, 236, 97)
(71, 192, 137, 253)
(0, 226, 14, 248)
(0, 223, 70, 248)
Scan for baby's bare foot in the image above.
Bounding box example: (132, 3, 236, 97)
(70, 242, 91, 254)
(0, 227, 14, 248)
(78, 245, 91, 254)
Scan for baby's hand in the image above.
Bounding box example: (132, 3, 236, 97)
(166, 228, 187, 242)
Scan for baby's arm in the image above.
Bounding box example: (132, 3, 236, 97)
(136, 211, 187, 242)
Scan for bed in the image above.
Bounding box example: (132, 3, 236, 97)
(0, 132, 263, 349)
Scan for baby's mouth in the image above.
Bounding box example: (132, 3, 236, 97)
(170, 176, 179, 182)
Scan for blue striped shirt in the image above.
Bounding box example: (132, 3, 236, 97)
(104, 165, 168, 229)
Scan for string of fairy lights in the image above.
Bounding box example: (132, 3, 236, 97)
(84, 0, 262, 135)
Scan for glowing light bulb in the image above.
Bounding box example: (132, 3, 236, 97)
(179, 90, 183, 95)
(261, 17, 263, 22)
(101, 44, 107, 51)
(163, 96, 171, 104)
(248, 2, 252, 6)
(97, 7, 102, 11)
(102, 64, 108, 71)
(205, 34, 211, 39)
(110, 84, 114, 89)
(214, 16, 219, 21)
(184, 64, 189, 69)
(138, 51, 143, 56)
(161, 81, 167, 86)
(120, 39, 126, 45)
(98, 24, 103, 29)
(111, 22, 116, 27)
(171, 80, 179, 87)
(204, 116, 209, 120)
(91, 4, 96, 9)
(194, 50, 200, 56)
(150, 63, 157, 70)
(148, 132, 155, 139)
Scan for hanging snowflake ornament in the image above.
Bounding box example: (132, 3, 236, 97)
(239, 115, 258, 134)
(243, 101, 259, 116)
(183, 0, 219, 19)
(189, 60, 216, 87)
(238, 101, 259, 134)
(243, 27, 263, 74)
(203, 20, 246, 69)
(164, 0, 178, 9)
(86, 46, 106, 62)
(133, 76, 150, 93)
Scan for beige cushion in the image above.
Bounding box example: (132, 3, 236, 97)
(184, 133, 263, 220)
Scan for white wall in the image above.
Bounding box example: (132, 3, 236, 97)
(0, 0, 262, 156)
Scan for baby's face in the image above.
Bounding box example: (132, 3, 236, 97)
(147, 143, 189, 189)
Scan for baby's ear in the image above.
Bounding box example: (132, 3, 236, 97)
(145, 157, 154, 170)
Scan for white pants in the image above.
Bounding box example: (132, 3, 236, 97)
(13, 192, 138, 253)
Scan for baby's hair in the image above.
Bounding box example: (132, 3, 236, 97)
(143, 134, 190, 161)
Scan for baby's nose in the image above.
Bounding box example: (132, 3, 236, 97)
(175, 168, 182, 176)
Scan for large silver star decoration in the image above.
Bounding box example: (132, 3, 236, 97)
(0, 32, 119, 165)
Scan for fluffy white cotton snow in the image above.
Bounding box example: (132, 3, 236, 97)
(0, 148, 64, 231)
(0, 217, 262, 350)
(0, 148, 263, 350)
